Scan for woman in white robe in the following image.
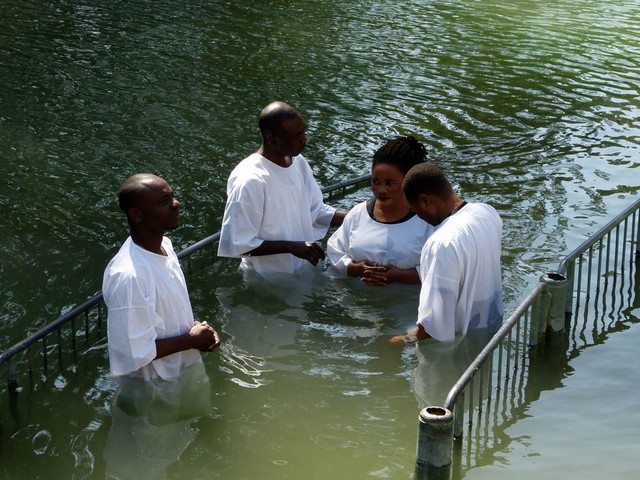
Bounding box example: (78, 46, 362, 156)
(327, 137, 434, 286)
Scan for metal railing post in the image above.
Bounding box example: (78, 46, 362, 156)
(415, 407, 454, 477)
(636, 210, 640, 254)
(8, 356, 18, 395)
(540, 273, 568, 333)
(453, 392, 465, 439)
(563, 260, 575, 318)
(529, 288, 548, 346)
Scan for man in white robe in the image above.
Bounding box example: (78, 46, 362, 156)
(217, 101, 345, 276)
(103, 173, 221, 380)
(391, 163, 503, 343)
(103, 174, 223, 478)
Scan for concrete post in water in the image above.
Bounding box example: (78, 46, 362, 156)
(540, 273, 567, 334)
(415, 406, 454, 478)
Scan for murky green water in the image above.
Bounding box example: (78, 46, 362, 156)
(1, 0, 639, 478)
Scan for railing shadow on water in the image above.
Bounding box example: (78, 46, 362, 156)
(0, 174, 372, 406)
(415, 197, 640, 480)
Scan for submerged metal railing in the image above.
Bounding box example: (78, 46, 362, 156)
(0, 174, 371, 398)
(416, 197, 640, 478)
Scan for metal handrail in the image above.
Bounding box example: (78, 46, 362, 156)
(443, 283, 545, 411)
(416, 196, 640, 474)
(321, 174, 371, 195)
(558, 197, 640, 274)
(444, 197, 640, 413)
(0, 174, 371, 376)
(0, 295, 103, 366)
(177, 232, 221, 260)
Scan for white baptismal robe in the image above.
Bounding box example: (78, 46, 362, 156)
(103, 237, 202, 380)
(418, 202, 503, 342)
(327, 200, 433, 273)
(217, 153, 335, 275)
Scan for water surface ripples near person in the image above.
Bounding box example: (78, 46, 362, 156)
(1, 0, 639, 478)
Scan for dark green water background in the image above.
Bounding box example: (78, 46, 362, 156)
(1, 0, 639, 478)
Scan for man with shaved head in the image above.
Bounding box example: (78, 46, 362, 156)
(103, 173, 220, 381)
(218, 101, 346, 276)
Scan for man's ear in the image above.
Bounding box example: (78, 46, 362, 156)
(128, 207, 143, 224)
(266, 134, 278, 148)
(417, 193, 431, 208)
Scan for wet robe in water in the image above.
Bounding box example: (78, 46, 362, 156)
(418, 202, 503, 342)
(326, 198, 433, 273)
(102, 236, 202, 380)
(217, 153, 335, 275)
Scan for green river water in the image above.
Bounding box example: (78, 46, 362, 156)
(1, 0, 639, 478)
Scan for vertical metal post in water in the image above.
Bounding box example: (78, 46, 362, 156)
(636, 209, 640, 254)
(8, 356, 18, 396)
(529, 288, 549, 346)
(540, 273, 568, 333)
(452, 392, 465, 439)
(564, 260, 575, 318)
(415, 407, 454, 478)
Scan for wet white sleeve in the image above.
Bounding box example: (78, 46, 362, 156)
(418, 246, 460, 342)
(217, 176, 265, 258)
(300, 157, 336, 235)
(327, 211, 355, 273)
(105, 272, 158, 376)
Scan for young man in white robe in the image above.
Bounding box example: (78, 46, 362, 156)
(217, 101, 346, 276)
(391, 163, 503, 343)
(103, 174, 222, 477)
(103, 173, 221, 380)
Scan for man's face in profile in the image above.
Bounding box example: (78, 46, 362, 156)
(273, 114, 307, 158)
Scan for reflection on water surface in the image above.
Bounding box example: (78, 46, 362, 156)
(1, 0, 639, 478)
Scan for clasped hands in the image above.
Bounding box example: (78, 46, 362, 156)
(190, 320, 221, 352)
(349, 261, 400, 286)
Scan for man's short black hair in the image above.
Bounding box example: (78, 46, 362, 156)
(402, 163, 454, 202)
(118, 173, 158, 214)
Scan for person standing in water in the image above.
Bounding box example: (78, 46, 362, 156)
(103, 173, 222, 479)
(217, 101, 346, 276)
(103, 173, 220, 380)
(327, 136, 434, 286)
(391, 163, 503, 342)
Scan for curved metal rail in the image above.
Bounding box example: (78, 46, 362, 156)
(416, 196, 640, 475)
(0, 173, 372, 393)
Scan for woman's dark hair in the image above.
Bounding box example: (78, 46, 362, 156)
(371, 136, 427, 175)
